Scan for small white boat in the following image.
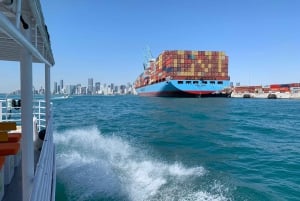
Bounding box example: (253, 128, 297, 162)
(52, 94, 70, 100)
(1, 1, 55, 201)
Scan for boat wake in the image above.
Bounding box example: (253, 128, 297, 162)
(54, 126, 230, 201)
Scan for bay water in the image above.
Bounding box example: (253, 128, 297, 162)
(53, 96, 300, 201)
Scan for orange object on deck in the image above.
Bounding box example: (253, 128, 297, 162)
(0, 133, 21, 143)
(5, 133, 21, 143)
(0, 122, 17, 131)
(0, 143, 20, 156)
(0, 131, 8, 142)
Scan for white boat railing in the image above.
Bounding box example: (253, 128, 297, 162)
(30, 109, 56, 201)
(0, 99, 47, 131)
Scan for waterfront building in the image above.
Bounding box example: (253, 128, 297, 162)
(53, 82, 58, 94)
(95, 82, 100, 93)
(88, 78, 93, 95)
(75, 84, 81, 95)
(60, 80, 64, 93)
(65, 85, 76, 95)
(81, 86, 87, 95)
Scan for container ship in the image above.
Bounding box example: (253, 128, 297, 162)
(134, 50, 230, 97)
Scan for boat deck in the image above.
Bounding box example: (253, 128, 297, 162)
(3, 150, 41, 201)
(3, 163, 22, 201)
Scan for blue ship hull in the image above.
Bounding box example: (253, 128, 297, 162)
(136, 80, 230, 97)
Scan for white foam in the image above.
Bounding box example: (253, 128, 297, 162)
(54, 127, 229, 201)
(180, 191, 228, 201)
(168, 163, 206, 177)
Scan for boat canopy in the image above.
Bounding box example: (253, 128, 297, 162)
(0, 0, 54, 66)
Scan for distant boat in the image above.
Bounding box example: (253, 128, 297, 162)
(63, 94, 70, 99)
(52, 94, 70, 100)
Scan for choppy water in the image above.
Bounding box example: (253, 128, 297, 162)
(52, 96, 300, 201)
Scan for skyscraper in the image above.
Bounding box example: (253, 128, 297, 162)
(95, 82, 100, 93)
(88, 78, 93, 95)
(53, 82, 58, 94)
(60, 80, 64, 94)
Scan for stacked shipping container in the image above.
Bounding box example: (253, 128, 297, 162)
(233, 83, 300, 94)
(233, 86, 262, 93)
(135, 50, 229, 88)
(269, 83, 300, 92)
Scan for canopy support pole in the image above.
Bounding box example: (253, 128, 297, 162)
(20, 24, 34, 201)
(45, 64, 51, 124)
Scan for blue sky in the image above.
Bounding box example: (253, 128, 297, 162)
(1, 0, 300, 92)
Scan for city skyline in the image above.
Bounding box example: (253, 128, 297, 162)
(53, 78, 136, 95)
(3, 77, 135, 96)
